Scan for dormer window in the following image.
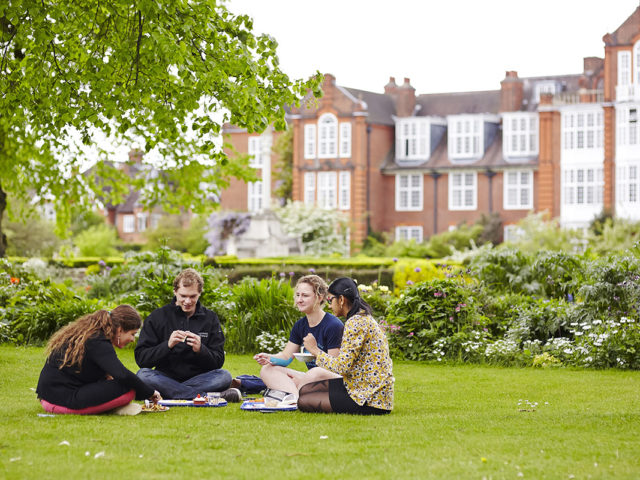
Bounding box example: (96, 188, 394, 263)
(503, 112, 538, 159)
(396, 118, 429, 162)
(448, 115, 482, 160)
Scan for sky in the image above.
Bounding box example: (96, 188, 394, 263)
(225, 0, 640, 95)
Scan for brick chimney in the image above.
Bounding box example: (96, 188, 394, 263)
(384, 76, 398, 95)
(583, 56, 603, 75)
(500, 71, 524, 112)
(320, 73, 336, 106)
(386, 77, 416, 117)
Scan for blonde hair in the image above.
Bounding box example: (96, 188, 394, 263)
(295, 274, 329, 310)
(45, 305, 141, 369)
(173, 268, 204, 293)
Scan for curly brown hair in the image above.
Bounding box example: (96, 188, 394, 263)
(45, 305, 141, 369)
(173, 268, 204, 293)
(295, 274, 329, 310)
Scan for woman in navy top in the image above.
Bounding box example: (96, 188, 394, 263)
(253, 275, 343, 400)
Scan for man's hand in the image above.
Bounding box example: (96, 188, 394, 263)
(184, 331, 202, 353)
(168, 330, 188, 349)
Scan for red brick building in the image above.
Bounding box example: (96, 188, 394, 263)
(220, 7, 640, 249)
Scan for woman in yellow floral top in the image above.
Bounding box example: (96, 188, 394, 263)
(299, 277, 394, 415)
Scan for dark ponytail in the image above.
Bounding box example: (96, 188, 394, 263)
(328, 277, 373, 319)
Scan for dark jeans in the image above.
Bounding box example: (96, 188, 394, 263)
(137, 368, 232, 399)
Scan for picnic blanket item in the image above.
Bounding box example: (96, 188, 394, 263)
(240, 399, 297, 412)
(159, 399, 228, 407)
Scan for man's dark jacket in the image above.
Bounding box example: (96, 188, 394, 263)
(135, 300, 225, 382)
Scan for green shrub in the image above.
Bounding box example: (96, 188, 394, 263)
(531, 250, 584, 299)
(504, 298, 572, 344)
(392, 259, 460, 292)
(469, 247, 535, 294)
(1, 277, 104, 344)
(74, 224, 120, 257)
(145, 214, 208, 255)
(577, 254, 640, 320)
(386, 278, 484, 361)
(220, 277, 300, 354)
(9, 299, 103, 345)
(5, 217, 61, 257)
(569, 316, 640, 369)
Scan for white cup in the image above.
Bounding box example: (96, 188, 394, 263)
(207, 392, 221, 406)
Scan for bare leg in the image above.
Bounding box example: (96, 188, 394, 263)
(260, 364, 304, 396)
(294, 367, 341, 390)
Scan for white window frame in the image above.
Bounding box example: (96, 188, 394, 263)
(395, 173, 423, 211)
(122, 214, 135, 233)
(448, 171, 477, 210)
(619, 50, 631, 86)
(338, 170, 351, 210)
(503, 113, 538, 158)
(616, 163, 640, 205)
(635, 42, 640, 85)
(395, 226, 423, 242)
(339, 122, 351, 158)
(248, 181, 263, 212)
(304, 172, 316, 205)
(562, 167, 604, 206)
(304, 124, 316, 159)
(396, 118, 429, 161)
(136, 212, 148, 232)
(248, 136, 262, 168)
(318, 113, 338, 158)
(448, 115, 482, 160)
(317, 171, 337, 209)
(562, 110, 604, 151)
(617, 105, 640, 147)
(503, 170, 533, 210)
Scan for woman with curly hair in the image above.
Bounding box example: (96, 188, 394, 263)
(36, 305, 161, 415)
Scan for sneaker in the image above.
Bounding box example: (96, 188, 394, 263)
(219, 387, 242, 403)
(112, 403, 142, 416)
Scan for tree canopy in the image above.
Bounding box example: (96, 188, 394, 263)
(0, 0, 321, 256)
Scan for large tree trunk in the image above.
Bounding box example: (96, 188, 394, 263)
(0, 182, 7, 257)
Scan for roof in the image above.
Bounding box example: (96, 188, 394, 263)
(604, 6, 640, 46)
(415, 90, 501, 117)
(343, 87, 396, 125)
(381, 126, 537, 173)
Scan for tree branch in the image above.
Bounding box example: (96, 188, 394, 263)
(135, 10, 142, 86)
(126, 10, 143, 87)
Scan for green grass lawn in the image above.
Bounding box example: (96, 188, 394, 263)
(0, 345, 639, 479)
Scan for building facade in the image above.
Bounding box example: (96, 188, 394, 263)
(220, 7, 640, 248)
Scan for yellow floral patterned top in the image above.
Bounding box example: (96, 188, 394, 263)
(316, 310, 394, 411)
